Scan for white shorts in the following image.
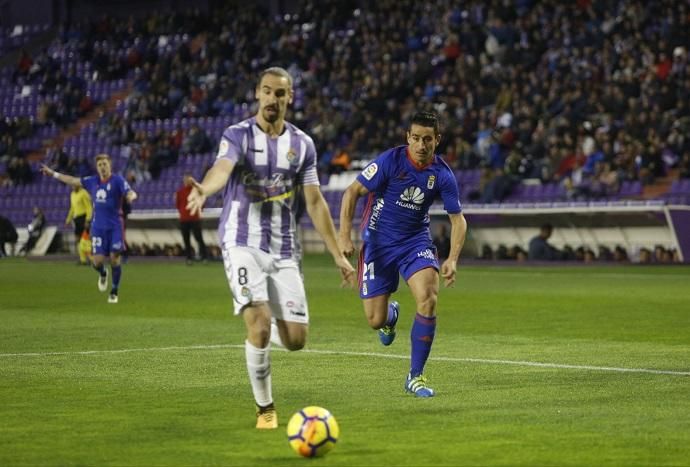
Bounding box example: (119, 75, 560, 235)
(221, 245, 309, 324)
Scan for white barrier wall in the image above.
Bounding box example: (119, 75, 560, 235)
(435, 202, 689, 262)
(121, 202, 690, 263)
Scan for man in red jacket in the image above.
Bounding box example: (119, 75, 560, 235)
(175, 173, 208, 264)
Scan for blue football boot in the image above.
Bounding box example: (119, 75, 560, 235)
(405, 373, 435, 398)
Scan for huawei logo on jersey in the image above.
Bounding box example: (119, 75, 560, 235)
(96, 188, 107, 202)
(396, 187, 424, 211)
(400, 187, 425, 204)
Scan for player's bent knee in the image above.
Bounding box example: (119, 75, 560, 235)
(417, 294, 438, 315)
(283, 339, 306, 351)
(281, 323, 308, 351)
(366, 313, 387, 329)
(282, 332, 307, 351)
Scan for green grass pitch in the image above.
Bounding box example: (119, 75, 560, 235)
(1, 256, 689, 466)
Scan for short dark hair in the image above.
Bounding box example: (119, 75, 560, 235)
(410, 111, 440, 136)
(257, 67, 293, 89)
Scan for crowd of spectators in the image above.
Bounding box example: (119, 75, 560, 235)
(1, 117, 35, 186)
(127, 242, 221, 260)
(93, 113, 214, 181)
(3, 0, 690, 201)
(79, 0, 689, 203)
(129, 238, 680, 264)
(13, 48, 95, 127)
(475, 242, 680, 263)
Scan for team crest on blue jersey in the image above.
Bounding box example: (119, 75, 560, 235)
(96, 188, 107, 202)
(427, 175, 435, 189)
(286, 148, 298, 165)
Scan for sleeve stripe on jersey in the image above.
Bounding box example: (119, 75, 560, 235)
(299, 166, 320, 185)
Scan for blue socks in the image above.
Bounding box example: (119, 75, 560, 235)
(93, 263, 106, 277)
(410, 313, 436, 377)
(385, 304, 397, 327)
(111, 265, 122, 293)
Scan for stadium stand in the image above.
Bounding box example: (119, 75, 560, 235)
(1, 0, 689, 261)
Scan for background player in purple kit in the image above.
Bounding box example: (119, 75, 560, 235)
(41, 154, 137, 304)
(186, 67, 355, 429)
(339, 111, 468, 398)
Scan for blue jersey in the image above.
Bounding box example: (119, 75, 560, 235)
(81, 174, 131, 230)
(357, 145, 461, 246)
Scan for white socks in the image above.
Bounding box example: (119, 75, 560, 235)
(245, 340, 272, 407)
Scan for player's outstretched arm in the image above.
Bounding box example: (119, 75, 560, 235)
(303, 185, 356, 287)
(186, 159, 234, 216)
(338, 180, 368, 258)
(440, 212, 468, 287)
(126, 190, 138, 203)
(40, 164, 82, 188)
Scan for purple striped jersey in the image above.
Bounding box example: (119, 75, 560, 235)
(215, 117, 320, 259)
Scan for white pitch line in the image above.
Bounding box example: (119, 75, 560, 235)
(1, 344, 688, 377)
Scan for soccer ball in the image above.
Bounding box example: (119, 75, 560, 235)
(286, 406, 339, 457)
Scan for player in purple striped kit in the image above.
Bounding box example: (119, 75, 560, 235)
(186, 67, 355, 429)
(339, 111, 468, 397)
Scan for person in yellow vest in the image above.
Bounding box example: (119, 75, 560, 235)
(65, 185, 93, 265)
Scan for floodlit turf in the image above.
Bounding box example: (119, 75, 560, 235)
(1, 256, 689, 466)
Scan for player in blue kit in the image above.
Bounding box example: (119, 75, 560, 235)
(42, 154, 137, 303)
(338, 111, 468, 397)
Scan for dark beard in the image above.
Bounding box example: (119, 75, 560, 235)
(263, 107, 279, 123)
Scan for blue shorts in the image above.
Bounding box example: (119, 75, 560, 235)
(358, 239, 439, 299)
(90, 226, 125, 256)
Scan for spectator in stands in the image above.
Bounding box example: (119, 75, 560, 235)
(175, 173, 207, 264)
(65, 185, 93, 265)
(6, 157, 33, 185)
(181, 125, 212, 154)
(528, 223, 562, 261)
(0, 215, 18, 257)
(613, 245, 630, 263)
(561, 245, 576, 261)
(480, 166, 515, 203)
(13, 49, 33, 83)
(148, 134, 178, 179)
(653, 245, 674, 263)
(509, 245, 528, 262)
(328, 147, 352, 175)
(638, 247, 653, 264)
(328, 146, 352, 175)
(19, 207, 46, 255)
(597, 246, 613, 262)
(480, 244, 494, 260)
